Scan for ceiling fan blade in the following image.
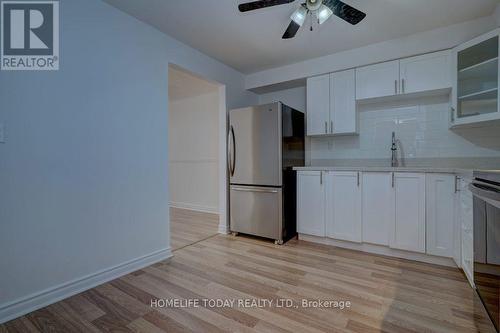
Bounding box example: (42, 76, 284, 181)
(239, 0, 295, 12)
(282, 20, 301, 39)
(323, 0, 366, 25)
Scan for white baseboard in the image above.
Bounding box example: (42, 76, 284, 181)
(299, 234, 456, 267)
(218, 223, 229, 234)
(169, 201, 218, 214)
(0, 248, 172, 324)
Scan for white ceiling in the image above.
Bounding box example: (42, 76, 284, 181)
(105, 0, 500, 74)
(169, 66, 220, 102)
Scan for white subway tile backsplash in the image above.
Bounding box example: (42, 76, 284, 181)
(310, 97, 500, 161)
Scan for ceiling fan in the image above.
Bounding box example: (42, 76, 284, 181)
(238, 0, 366, 39)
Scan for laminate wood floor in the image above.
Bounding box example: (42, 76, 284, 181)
(1, 220, 496, 332)
(170, 207, 219, 251)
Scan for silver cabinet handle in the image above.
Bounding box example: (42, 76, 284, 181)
(402, 79, 405, 94)
(392, 172, 395, 188)
(357, 172, 360, 187)
(455, 176, 460, 193)
(320, 171, 323, 185)
(394, 80, 398, 94)
(330, 121, 333, 134)
(231, 186, 278, 193)
(324, 121, 328, 134)
(450, 107, 455, 123)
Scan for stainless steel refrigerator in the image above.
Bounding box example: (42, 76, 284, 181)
(228, 102, 305, 244)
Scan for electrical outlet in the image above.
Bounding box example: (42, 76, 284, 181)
(0, 123, 5, 143)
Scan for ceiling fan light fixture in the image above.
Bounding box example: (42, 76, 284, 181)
(317, 4, 333, 24)
(290, 6, 307, 26)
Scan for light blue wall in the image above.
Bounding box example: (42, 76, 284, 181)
(0, 0, 257, 319)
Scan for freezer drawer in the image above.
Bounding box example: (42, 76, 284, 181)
(230, 185, 282, 241)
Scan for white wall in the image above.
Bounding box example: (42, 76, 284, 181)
(247, 15, 498, 90)
(259, 86, 306, 112)
(169, 92, 219, 213)
(0, 0, 257, 323)
(312, 96, 500, 161)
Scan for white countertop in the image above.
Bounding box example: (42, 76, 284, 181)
(293, 166, 474, 174)
(293, 158, 500, 176)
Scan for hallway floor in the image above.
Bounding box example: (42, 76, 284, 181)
(170, 207, 219, 251)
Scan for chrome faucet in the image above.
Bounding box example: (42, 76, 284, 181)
(391, 131, 398, 167)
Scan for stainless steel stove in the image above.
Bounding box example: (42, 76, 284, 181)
(470, 171, 500, 331)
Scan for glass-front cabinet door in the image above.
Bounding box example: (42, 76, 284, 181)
(451, 29, 500, 127)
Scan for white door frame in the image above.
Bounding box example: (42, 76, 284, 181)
(217, 85, 229, 234)
(167, 63, 229, 235)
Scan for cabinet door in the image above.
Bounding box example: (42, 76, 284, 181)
(452, 29, 500, 127)
(453, 176, 462, 267)
(459, 177, 474, 286)
(326, 172, 362, 242)
(306, 75, 330, 136)
(399, 50, 451, 94)
(391, 173, 426, 253)
(450, 46, 458, 127)
(462, 229, 474, 287)
(331, 69, 357, 135)
(297, 171, 325, 236)
(356, 60, 399, 100)
(362, 173, 394, 246)
(426, 174, 455, 257)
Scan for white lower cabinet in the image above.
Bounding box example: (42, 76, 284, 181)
(362, 172, 394, 245)
(426, 174, 456, 257)
(325, 172, 362, 243)
(458, 176, 474, 286)
(297, 171, 325, 237)
(391, 173, 426, 253)
(462, 230, 474, 286)
(297, 171, 460, 262)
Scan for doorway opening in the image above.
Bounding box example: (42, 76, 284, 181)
(168, 64, 227, 251)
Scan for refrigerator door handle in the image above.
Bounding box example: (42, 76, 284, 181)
(227, 126, 236, 176)
(231, 186, 279, 193)
(227, 128, 232, 175)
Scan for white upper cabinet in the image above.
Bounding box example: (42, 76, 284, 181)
(362, 172, 394, 246)
(331, 69, 357, 135)
(451, 28, 500, 128)
(306, 70, 357, 136)
(426, 174, 456, 258)
(400, 50, 451, 94)
(356, 60, 400, 100)
(391, 173, 426, 253)
(297, 171, 325, 237)
(356, 50, 452, 101)
(325, 171, 362, 243)
(306, 74, 330, 136)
